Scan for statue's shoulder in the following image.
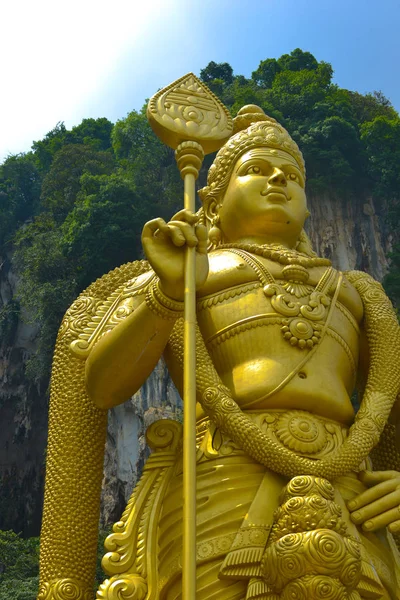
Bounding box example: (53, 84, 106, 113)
(343, 269, 396, 321)
(60, 260, 155, 359)
(198, 249, 256, 297)
(81, 259, 153, 302)
(344, 269, 383, 290)
(343, 269, 387, 305)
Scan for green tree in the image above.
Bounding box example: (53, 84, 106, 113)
(40, 144, 115, 222)
(31, 123, 68, 173)
(200, 61, 234, 85)
(13, 215, 77, 382)
(252, 58, 281, 88)
(277, 48, 319, 72)
(360, 116, 400, 201)
(69, 117, 114, 151)
(112, 110, 182, 217)
(0, 153, 41, 248)
(361, 116, 400, 306)
(383, 245, 400, 307)
(0, 531, 39, 600)
(61, 172, 148, 290)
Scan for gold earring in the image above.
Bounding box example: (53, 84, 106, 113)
(209, 215, 222, 246)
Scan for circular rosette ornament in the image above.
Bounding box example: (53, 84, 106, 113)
(281, 578, 309, 600)
(281, 318, 322, 349)
(261, 533, 305, 590)
(275, 411, 327, 455)
(307, 575, 346, 600)
(304, 530, 348, 574)
(52, 579, 84, 600)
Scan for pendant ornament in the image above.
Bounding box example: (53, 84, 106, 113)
(225, 247, 336, 350)
(281, 264, 314, 297)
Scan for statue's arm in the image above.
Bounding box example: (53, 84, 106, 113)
(86, 210, 209, 410)
(85, 294, 177, 410)
(343, 270, 400, 533)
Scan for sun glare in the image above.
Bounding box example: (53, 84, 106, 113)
(1, 0, 165, 160)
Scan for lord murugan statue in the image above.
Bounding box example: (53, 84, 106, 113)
(38, 75, 400, 600)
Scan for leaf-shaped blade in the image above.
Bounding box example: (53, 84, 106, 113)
(147, 73, 233, 154)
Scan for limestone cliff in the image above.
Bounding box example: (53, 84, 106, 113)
(306, 192, 391, 280)
(0, 257, 46, 537)
(0, 192, 392, 535)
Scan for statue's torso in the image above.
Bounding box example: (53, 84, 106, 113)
(185, 249, 364, 425)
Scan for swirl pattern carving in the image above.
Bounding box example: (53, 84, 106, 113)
(37, 578, 94, 600)
(262, 475, 362, 598)
(96, 575, 147, 600)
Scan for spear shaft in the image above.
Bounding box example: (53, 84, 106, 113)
(175, 142, 204, 599)
(182, 171, 197, 600)
(147, 73, 233, 598)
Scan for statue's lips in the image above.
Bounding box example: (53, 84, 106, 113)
(261, 188, 288, 202)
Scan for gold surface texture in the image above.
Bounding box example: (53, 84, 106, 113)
(39, 77, 400, 600)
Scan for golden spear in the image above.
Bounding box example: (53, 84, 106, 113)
(147, 74, 232, 598)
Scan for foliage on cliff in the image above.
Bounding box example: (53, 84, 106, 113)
(0, 49, 399, 386)
(0, 530, 108, 599)
(0, 531, 39, 599)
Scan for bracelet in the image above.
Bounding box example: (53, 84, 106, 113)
(145, 279, 184, 320)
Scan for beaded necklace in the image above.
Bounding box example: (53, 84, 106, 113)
(217, 242, 331, 269)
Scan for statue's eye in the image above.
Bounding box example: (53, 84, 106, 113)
(288, 172, 299, 182)
(246, 165, 261, 175)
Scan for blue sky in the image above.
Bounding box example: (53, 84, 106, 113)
(1, 0, 399, 162)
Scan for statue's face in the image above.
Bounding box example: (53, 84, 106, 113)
(217, 148, 307, 247)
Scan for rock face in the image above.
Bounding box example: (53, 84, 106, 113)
(0, 258, 46, 537)
(306, 192, 391, 280)
(100, 360, 181, 527)
(0, 192, 393, 535)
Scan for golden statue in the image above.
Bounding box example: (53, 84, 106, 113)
(38, 75, 400, 600)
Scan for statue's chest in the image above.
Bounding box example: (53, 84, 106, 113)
(196, 251, 362, 353)
(197, 282, 332, 351)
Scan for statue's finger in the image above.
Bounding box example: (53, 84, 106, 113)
(388, 519, 400, 534)
(169, 221, 198, 247)
(170, 209, 199, 224)
(359, 470, 400, 486)
(195, 223, 208, 241)
(167, 225, 186, 247)
(347, 478, 399, 511)
(350, 489, 400, 525)
(361, 505, 400, 532)
(142, 218, 168, 239)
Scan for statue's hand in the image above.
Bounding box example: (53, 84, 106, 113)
(141, 209, 209, 301)
(347, 470, 400, 533)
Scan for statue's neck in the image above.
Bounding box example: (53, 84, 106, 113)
(227, 235, 295, 249)
(217, 241, 331, 268)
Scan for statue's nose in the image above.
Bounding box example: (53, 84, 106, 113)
(268, 168, 287, 186)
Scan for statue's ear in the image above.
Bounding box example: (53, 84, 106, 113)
(204, 199, 219, 224)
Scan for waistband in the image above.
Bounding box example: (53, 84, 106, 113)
(196, 409, 350, 462)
